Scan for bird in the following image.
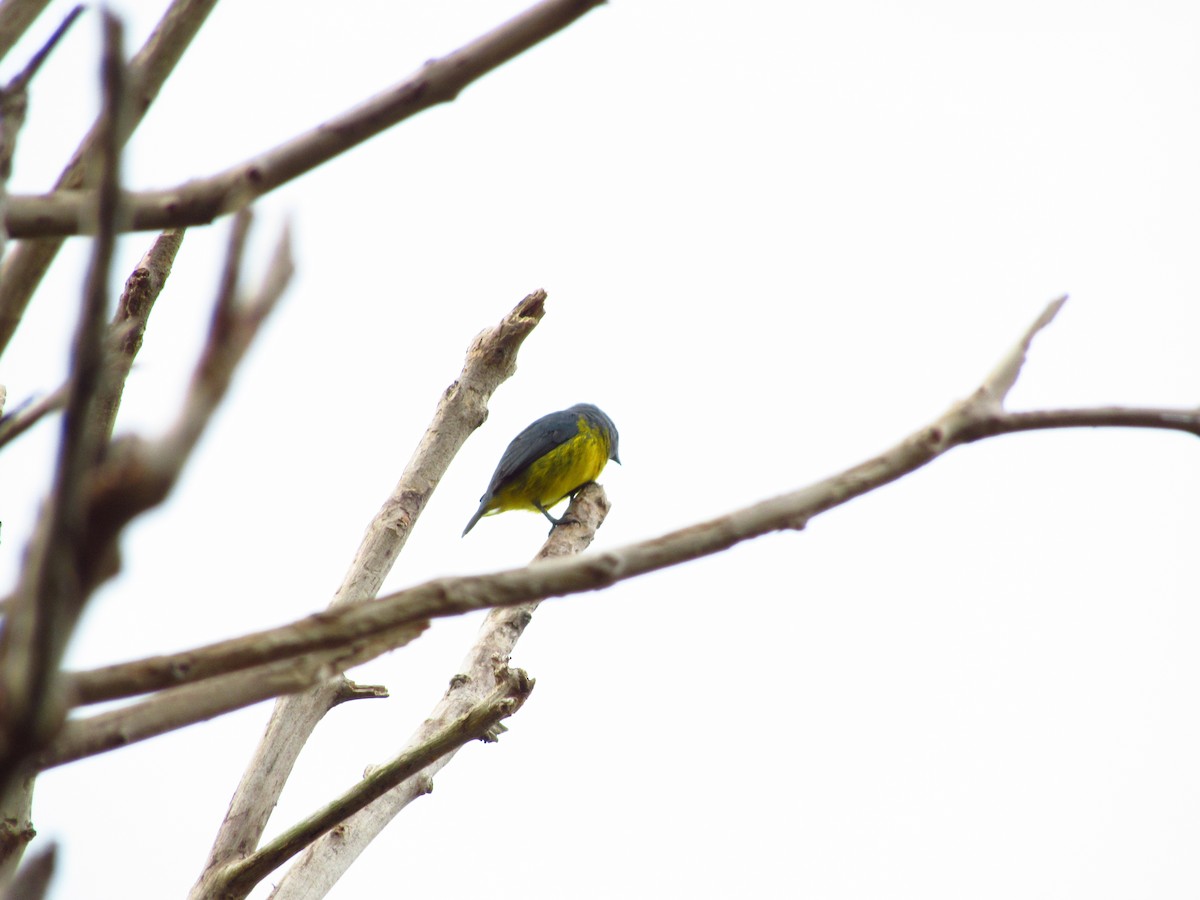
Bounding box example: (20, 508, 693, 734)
(463, 403, 620, 536)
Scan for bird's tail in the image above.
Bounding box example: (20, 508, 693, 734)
(462, 502, 488, 537)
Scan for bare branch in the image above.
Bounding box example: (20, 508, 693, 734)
(0, 10, 124, 797)
(0, 5, 83, 190)
(262, 486, 609, 900)
(0, 843, 52, 900)
(68, 480, 600, 712)
(67, 614, 422, 707)
(4, 4, 82, 91)
(37, 626, 420, 770)
(0, 0, 221, 359)
(0, 4, 85, 416)
(332, 681, 389, 706)
(57, 487, 600, 782)
(0, 384, 64, 450)
(0, 0, 56, 65)
(192, 288, 547, 892)
(0, 773, 34, 886)
(89, 228, 185, 445)
(155, 213, 285, 463)
(76, 214, 291, 592)
(219, 670, 533, 900)
(2, 0, 607, 239)
(954, 406, 1200, 443)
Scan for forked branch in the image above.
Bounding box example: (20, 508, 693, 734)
(86, 297, 1200, 714)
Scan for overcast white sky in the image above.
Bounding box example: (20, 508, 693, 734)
(1, 1, 1198, 898)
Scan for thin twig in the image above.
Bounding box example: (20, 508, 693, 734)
(0, 0, 57, 66)
(0, 385, 65, 450)
(955, 406, 1200, 443)
(156, 212, 270, 461)
(0, 5, 83, 170)
(78, 213, 291, 587)
(2, 0, 607, 240)
(0, 4, 84, 268)
(976, 294, 1067, 403)
(5, 4, 83, 92)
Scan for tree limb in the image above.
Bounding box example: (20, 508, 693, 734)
(0, 0, 56, 65)
(0, 772, 34, 888)
(2, 0, 606, 242)
(66, 615, 421, 707)
(0, 11, 124, 798)
(218, 669, 533, 900)
(68, 480, 598, 707)
(0, 843, 53, 900)
(952, 406, 1200, 443)
(261, 484, 609, 900)
(36, 626, 420, 770)
(0, 0, 221, 359)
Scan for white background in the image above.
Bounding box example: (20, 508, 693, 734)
(1, 1, 1198, 897)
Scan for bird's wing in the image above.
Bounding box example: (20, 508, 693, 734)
(483, 408, 580, 495)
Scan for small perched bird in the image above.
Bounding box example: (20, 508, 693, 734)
(463, 403, 620, 536)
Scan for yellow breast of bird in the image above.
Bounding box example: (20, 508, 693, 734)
(497, 421, 610, 512)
